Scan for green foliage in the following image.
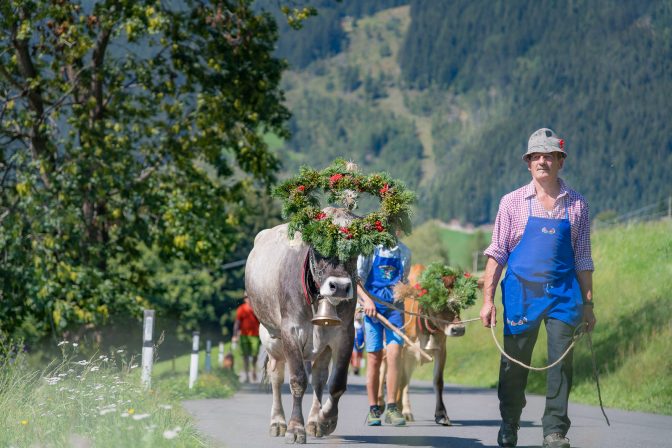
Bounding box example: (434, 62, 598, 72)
(0, 0, 289, 342)
(416, 262, 479, 313)
(273, 159, 415, 260)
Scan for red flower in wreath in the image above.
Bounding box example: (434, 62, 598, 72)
(558, 139, 565, 150)
(374, 220, 385, 232)
(464, 272, 472, 278)
(339, 227, 353, 239)
(329, 173, 344, 187)
(414, 283, 422, 290)
(315, 212, 327, 220)
(379, 183, 389, 196)
(297, 185, 305, 192)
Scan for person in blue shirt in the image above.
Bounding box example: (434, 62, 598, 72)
(357, 240, 411, 427)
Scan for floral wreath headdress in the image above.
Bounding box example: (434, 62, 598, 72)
(272, 159, 415, 261)
(394, 262, 480, 313)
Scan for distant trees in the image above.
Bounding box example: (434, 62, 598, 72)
(0, 1, 290, 342)
(399, 0, 672, 223)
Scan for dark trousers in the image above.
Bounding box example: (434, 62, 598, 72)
(498, 318, 575, 437)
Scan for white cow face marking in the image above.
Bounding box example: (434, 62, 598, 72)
(320, 276, 353, 302)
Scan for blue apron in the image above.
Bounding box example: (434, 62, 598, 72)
(364, 247, 404, 314)
(501, 198, 583, 335)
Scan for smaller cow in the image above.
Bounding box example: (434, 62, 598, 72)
(378, 264, 481, 425)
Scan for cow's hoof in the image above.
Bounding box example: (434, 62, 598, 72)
(306, 421, 323, 437)
(435, 415, 452, 426)
(284, 427, 306, 444)
(317, 413, 338, 436)
(404, 412, 415, 422)
(270, 422, 287, 437)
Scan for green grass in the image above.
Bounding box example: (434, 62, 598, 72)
(411, 220, 672, 414)
(0, 345, 206, 447)
(0, 342, 240, 447)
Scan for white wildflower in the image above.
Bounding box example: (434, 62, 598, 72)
(75, 360, 89, 366)
(72, 343, 78, 347)
(163, 427, 182, 440)
(132, 413, 150, 421)
(90, 366, 100, 372)
(158, 404, 173, 410)
(58, 341, 69, 346)
(116, 349, 124, 353)
(129, 364, 138, 369)
(99, 408, 116, 416)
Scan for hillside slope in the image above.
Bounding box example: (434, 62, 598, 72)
(275, 1, 672, 225)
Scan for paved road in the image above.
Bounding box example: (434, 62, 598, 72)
(183, 374, 672, 448)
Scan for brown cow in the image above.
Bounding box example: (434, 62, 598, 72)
(378, 264, 476, 425)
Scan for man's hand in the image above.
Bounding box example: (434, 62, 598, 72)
(583, 306, 596, 333)
(362, 295, 377, 318)
(480, 302, 497, 328)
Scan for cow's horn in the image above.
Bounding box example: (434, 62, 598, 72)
(312, 300, 342, 326)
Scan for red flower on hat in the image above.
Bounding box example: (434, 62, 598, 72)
(297, 185, 305, 192)
(315, 212, 327, 220)
(558, 139, 565, 150)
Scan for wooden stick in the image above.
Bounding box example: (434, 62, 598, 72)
(357, 297, 433, 362)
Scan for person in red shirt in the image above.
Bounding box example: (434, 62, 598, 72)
(232, 293, 260, 383)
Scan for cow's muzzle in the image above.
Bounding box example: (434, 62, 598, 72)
(320, 277, 353, 299)
(445, 324, 465, 337)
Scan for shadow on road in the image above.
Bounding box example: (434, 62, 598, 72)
(339, 434, 486, 447)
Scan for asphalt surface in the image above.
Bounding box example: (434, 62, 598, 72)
(183, 373, 672, 448)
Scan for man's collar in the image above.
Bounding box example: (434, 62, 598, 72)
(525, 178, 568, 199)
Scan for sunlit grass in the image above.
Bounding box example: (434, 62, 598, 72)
(0, 340, 239, 447)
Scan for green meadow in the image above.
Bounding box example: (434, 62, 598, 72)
(0, 343, 239, 447)
(411, 220, 672, 415)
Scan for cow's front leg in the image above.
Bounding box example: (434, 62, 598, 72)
(433, 346, 451, 426)
(400, 350, 416, 422)
(283, 330, 309, 444)
(318, 328, 353, 436)
(268, 356, 287, 436)
(306, 347, 331, 437)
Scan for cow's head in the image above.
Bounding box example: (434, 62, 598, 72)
(310, 207, 359, 305)
(428, 305, 465, 337)
(310, 248, 356, 303)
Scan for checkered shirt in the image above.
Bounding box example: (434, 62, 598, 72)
(484, 178, 594, 272)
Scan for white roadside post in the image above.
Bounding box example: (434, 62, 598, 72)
(218, 341, 224, 368)
(188, 331, 200, 389)
(141, 310, 155, 389)
(204, 339, 212, 373)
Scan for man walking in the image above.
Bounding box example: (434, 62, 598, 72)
(232, 293, 261, 383)
(358, 239, 411, 427)
(480, 128, 596, 448)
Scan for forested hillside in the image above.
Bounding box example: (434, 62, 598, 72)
(275, 0, 672, 224)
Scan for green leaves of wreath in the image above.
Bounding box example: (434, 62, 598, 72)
(416, 262, 480, 313)
(272, 159, 415, 261)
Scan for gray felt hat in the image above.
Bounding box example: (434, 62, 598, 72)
(523, 128, 567, 161)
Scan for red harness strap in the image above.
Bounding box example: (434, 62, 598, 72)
(301, 249, 313, 306)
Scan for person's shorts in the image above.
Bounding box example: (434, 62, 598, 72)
(240, 335, 260, 357)
(353, 324, 365, 353)
(364, 304, 404, 353)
